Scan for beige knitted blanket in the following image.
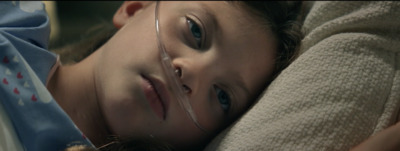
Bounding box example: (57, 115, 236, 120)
(205, 1, 400, 151)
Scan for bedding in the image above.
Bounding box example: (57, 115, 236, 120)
(2, 1, 399, 151)
(205, 1, 400, 151)
(0, 102, 23, 151)
(0, 1, 93, 150)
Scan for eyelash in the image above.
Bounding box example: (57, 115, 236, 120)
(186, 17, 204, 49)
(185, 15, 232, 114)
(186, 17, 231, 113)
(214, 86, 231, 113)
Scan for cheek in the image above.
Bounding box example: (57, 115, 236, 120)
(159, 98, 220, 148)
(162, 114, 211, 148)
(97, 74, 144, 133)
(190, 93, 226, 132)
(100, 15, 160, 68)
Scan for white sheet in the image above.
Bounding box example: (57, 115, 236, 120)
(0, 102, 24, 151)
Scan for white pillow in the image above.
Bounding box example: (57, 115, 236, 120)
(205, 1, 400, 150)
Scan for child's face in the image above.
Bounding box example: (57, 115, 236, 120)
(94, 1, 276, 148)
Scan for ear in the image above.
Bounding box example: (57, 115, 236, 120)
(113, 1, 153, 29)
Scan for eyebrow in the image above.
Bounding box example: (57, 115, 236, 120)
(197, 3, 252, 113)
(197, 2, 219, 39)
(228, 71, 251, 115)
(233, 73, 251, 100)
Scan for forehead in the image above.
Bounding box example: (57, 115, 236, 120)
(171, 1, 261, 29)
(161, 1, 274, 54)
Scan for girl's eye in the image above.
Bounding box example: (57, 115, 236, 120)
(215, 87, 231, 113)
(186, 18, 203, 48)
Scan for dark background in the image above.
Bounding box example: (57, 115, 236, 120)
(49, 1, 123, 49)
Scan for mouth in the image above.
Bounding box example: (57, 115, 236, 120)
(141, 74, 169, 120)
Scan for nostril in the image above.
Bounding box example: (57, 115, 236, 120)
(182, 85, 192, 94)
(174, 67, 190, 93)
(174, 67, 182, 77)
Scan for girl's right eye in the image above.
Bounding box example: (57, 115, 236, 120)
(186, 18, 203, 48)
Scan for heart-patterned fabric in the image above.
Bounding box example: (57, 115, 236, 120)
(0, 1, 94, 150)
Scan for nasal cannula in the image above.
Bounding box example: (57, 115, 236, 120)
(154, 1, 208, 133)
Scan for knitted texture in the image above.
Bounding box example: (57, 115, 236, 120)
(205, 1, 400, 151)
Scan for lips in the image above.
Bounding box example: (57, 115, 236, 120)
(141, 75, 169, 120)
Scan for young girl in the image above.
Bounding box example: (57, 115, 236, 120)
(0, 1, 302, 150)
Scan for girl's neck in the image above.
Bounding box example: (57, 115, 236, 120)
(46, 51, 110, 147)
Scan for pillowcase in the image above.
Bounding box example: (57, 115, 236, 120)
(205, 1, 400, 150)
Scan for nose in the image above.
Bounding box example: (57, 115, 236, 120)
(174, 66, 192, 94)
(172, 56, 209, 96)
(169, 47, 213, 99)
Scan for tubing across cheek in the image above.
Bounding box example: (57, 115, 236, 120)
(154, 1, 208, 133)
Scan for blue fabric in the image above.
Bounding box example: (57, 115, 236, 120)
(0, 1, 94, 150)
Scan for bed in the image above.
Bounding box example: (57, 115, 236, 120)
(205, 1, 400, 151)
(1, 1, 399, 151)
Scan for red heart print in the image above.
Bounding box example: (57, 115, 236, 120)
(13, 88, 19, 94)
(31, 94, 37, 101)
(2, 78, 8, 85)
(17, 72, 23, 79)
(2, 56, 9, 64)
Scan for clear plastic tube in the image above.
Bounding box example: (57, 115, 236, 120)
(154, 1, 207, 133)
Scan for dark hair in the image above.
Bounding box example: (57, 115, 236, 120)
(51, 23, 117, 65)
(63, 138, 175, 151)
(235, 1, 303, 81)
(53, 1, 303, 151)
(97, 138, 175, 151)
